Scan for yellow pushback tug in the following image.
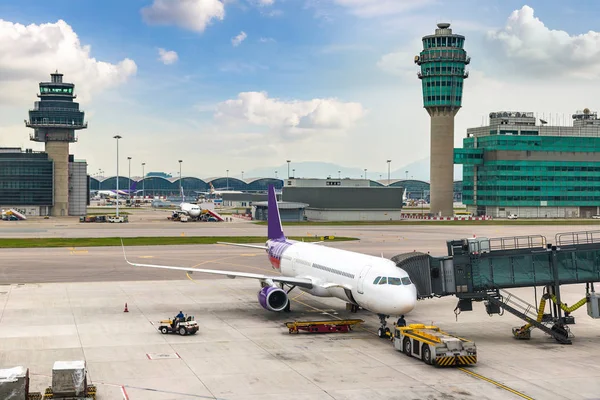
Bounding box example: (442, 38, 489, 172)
(392, 324, 477, 367)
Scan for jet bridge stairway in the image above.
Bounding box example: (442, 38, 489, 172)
(483, 289, 572, 344)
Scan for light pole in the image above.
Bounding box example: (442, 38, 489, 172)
(387, 159, 391, 186)
(113, 135, 122, 217)
(286, 160, 291, 179)
(275, 171, 278, 179)
(405, 170, 408, 180)
(127, 156, 132, 203)
(292, 168, 295, 178)
(178, 160, 183, 197)
(241, 171, 244, 180)
(364, 168, 367, 180)
(226, 169, 229, 190)
(141, 162, 145, 199)
(338, 170, 341, 179)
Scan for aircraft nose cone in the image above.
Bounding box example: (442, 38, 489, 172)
(397, 285, 417, 315)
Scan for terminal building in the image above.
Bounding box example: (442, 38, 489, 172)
(281, 178, 405, 221)
(454, 109, 600, 218)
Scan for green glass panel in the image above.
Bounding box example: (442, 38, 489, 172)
(573, 250, 599, 281)
(557, 252, 578, 281)
(532, 253, 552, 284)
(512, 255, 535, 286)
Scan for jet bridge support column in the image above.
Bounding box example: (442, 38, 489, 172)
(550, 246, 563, 322)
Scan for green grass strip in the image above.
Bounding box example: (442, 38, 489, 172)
(254, 220, 600, 226)
(0, 236, 358, 248)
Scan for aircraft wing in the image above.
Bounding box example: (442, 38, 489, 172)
(122, 245, 313, 289)
(217, 242, 268, 250)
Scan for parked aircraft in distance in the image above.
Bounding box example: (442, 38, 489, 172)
(123, 185, 417, 337)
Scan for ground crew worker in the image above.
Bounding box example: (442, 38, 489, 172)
(397, 315, 406, 327)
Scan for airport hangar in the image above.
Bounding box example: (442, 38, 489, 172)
(455, 109, 600, 219)
(276, 178, 406, 222)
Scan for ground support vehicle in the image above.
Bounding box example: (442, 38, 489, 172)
(285, 319, 364, 334)
(393, 324, 477, 366)
(158, 316, 199, 335)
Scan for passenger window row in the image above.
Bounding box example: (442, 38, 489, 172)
(373, 276, 412, 285)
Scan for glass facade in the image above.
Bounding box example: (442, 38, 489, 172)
(0, 151, 53, 205)
(456, 134, 600, 207)
(90, 177, 284, 196)
(417, 24, 469, 109)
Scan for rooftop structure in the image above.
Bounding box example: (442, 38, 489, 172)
(416, 23, 470, 216)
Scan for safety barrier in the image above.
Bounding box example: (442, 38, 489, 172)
(401, 214, 492, 221)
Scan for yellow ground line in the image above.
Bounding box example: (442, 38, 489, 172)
(458, 367, 534, 400)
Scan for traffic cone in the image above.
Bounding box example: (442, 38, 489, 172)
(123, 303, 129, 313)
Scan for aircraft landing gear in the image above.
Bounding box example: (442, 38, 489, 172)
(349, 303, 360, 313)
(377, 314, 390, 339)
(283, 284, 295, 313)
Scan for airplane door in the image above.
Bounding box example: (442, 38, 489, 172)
(357, 265, 372, 294)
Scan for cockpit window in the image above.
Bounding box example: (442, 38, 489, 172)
(378, 277, 387, 285)
(387, 277, 402, 286)
(401, 277, 412, 285)
(373, 277, 381, 284)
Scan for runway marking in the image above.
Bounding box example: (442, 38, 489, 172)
(138, 256, 154, 259)
(121, 386, 130, 400)
(68, 248, 88, 255)
(458, 367, 534, 400)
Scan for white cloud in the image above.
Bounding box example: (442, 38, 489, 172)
(232, 31, 248, 47)
(0, 19, 137, 105)
(487, 5, 600, 79)
(259, 37, 276, 43)
(157, 48, 178, 65)
(377, 36, 426, 79)
(214, 91, 366, 135)
(377, 50, 417, 79)
(333, 0, 434, 18)
(141, 0, 225, 33)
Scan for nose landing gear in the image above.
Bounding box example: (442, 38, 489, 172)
(377, 314, 391, 338)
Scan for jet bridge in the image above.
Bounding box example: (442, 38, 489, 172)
(393, 230, 600, 344)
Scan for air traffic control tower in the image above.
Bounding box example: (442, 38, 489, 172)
(25, 72, 88, 216)
(415, 23, 469, 216)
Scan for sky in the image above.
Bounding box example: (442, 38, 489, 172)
(1, 0, 600, 179)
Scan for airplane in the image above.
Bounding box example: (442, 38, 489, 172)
(177, 187, 201, 218)
(92, 181, 141, 198)
(196, 182, 243, 198)
(123, 185, 417, 338)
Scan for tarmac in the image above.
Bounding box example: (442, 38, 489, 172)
(1, 280, 599, 400)
(1, 215, 600, 399)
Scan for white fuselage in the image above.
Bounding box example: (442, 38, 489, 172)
(180, 202, 201, 217)
(274, 241, 417, 316)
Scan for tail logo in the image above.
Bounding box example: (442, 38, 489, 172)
(267, 241, 289, 270)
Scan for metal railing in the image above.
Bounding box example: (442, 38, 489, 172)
(470, 235, 547, 253)
(417, 54, 470, 64)
(417, 70, 469, 79)
(29, 107, 83, 112)
(25, 120, 87, 129)
(29, 134, 78, 142)
(555, 230, 600, 246)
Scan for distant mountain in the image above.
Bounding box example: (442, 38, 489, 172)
(245, 159, 463, 182)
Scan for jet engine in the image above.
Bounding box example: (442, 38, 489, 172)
(258, 286, 288, 312)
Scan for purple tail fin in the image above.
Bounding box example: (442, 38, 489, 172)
(130, 181, 138, 193)
(267, 185, 285, 240)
